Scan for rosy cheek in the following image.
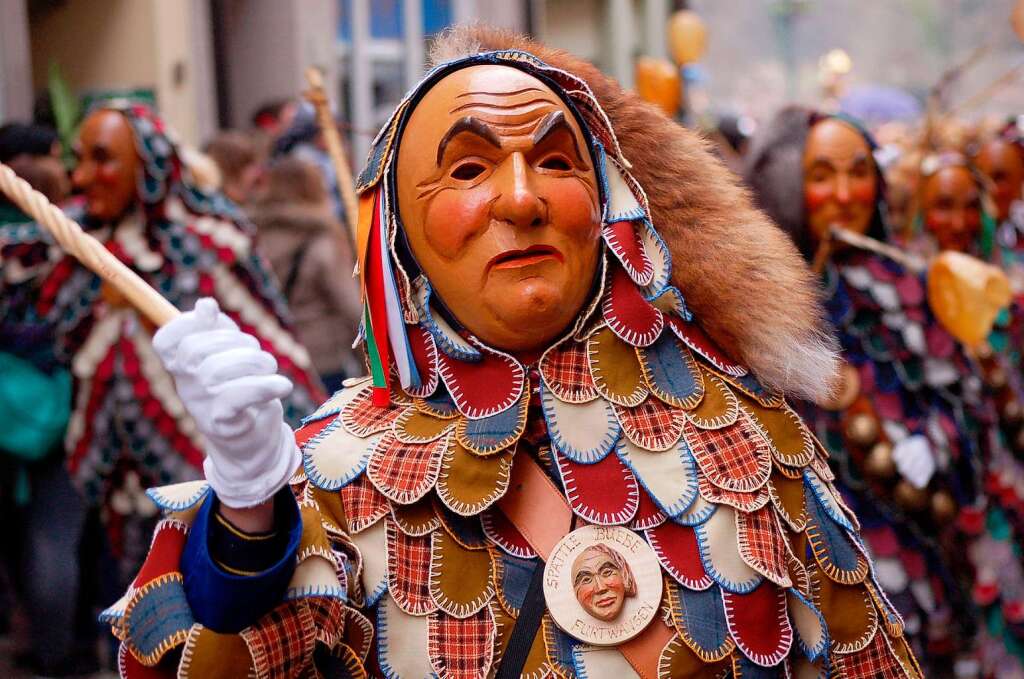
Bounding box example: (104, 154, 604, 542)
(422, 187, 494, 259)
(98, 163, 121, 186)
(851, 181, 876, 206)
(546, 177, 600, 239)
(925, 211, 946, 234)
(804, 185, 832, 211)
(577, 583, 594, 605)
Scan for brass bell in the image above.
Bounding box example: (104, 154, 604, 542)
(894, 480, 929, 512)
(931, 490, 957, 523)
(845, 413, 880, 447)
(864, 441, 897, 479)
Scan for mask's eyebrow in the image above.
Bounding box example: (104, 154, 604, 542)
(436, 116, 501, 166)
(532, 111, 585, 163)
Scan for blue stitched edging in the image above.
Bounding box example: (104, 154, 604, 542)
(99, 597, 128, 623)
(616, 438, 698, 518)
(415, 281, 481, 363)
(366, 578, 389, 608)
(640, 220, 674, 301)
(803, 469, 854, 531)
(145, 482, 211, 513)
(675, 499, 717, 527)
(300, 381, 369, 425)
(376, 599, 401, 679)
(600, 152, 648, 225)
(284, 585, 348, 603)
(788, 587, 829, 662)
(571, 645, 592, 679)
(694, 522, 764, 594)
(541, 384, 619, 464)
(302, 420, 374, 491)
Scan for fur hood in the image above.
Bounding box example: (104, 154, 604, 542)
(429, 26, 839, 402)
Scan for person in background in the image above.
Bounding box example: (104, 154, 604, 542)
(271, 102, 348, 229)
(250, 157, 362, 391)
(0, 123, 95, 677)
(203, 131, 262, 207)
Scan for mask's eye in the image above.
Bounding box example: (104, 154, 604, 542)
(451, 162, 486, 181)
(539, 155, 571, 171)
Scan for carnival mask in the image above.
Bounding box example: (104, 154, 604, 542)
(975, 138, 1024, 223)
(72, 110, 141, 222)
(802, 118, 877, 243)
(395, 65, 602, 354)
(921, 165, 982, 253)
(571, 544, 636, 622)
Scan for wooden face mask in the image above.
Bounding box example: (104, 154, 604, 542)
(921, 165, 983, 253)
(72, 110, 141, 222)
(975, 138, 1024, 222)
(395, 65, 602, 354)
(802, 118, 878, 243)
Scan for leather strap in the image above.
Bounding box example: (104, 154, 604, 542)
(498, 454, 668, 678)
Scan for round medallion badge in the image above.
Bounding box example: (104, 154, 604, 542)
(543, 525, 663, 646)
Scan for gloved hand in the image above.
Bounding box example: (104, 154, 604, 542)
(153, 298, 299, 508)
(892, 434, 937, 490)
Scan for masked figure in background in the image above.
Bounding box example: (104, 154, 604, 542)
(0, 103, 324, 586)
(915, 153, 1024, 673)
(975, 124, 1024, 277)
(106, 28, 921, 678)
(746, 110, 1024, 677)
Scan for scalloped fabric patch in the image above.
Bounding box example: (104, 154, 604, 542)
(539, 340, 599, 403)
(555, 448, 639, 525)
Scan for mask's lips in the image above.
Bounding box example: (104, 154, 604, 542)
(488, 244, 564, 271)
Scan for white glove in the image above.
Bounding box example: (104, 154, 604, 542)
(153, 298, 300, 508)
(892, 435, 937, 490)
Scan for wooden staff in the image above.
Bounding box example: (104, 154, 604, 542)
(304, 67, 360, 241)
(0, 162, 179, 327)
(828, 224, 927, 273)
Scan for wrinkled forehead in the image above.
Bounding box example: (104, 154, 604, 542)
(397, 64, 591, 161)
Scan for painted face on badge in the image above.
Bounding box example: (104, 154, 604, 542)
(571, 545, 636, 622)
(72, 110, 141, 222)
(975, 139, 1024, 222)
(395, 65, 602, 354)
(921, 165, 983, 253)
(802, 118, 878, 243)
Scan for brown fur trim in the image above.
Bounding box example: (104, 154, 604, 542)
(429, 25, 839, 402)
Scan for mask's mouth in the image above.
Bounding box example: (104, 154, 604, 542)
(488, 244, 564, 272)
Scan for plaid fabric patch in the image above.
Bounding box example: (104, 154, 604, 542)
(387, 520, 437, 614)
(340, 473, 390, 533)
(342, 386, 402, 437)
(305, 597, 347, 648)
(698, 474, 770, 513)
(428, 607, 496, 679)
(736, 506, 792, 587)
(241, 600, 315, 678)
(616, 397, 685, 451)
(686, 415, 771, 493)
(367, 432, 447, 505)
(834, 629, 910, 679)
(540, 340, 598, 403)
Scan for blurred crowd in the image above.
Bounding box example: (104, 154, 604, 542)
(1, 64, 1024, 679)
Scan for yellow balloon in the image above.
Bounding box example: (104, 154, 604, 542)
(927, 251, 1012, 348)
(635, 57, 681, 117)
(668, 10, 708, 65)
